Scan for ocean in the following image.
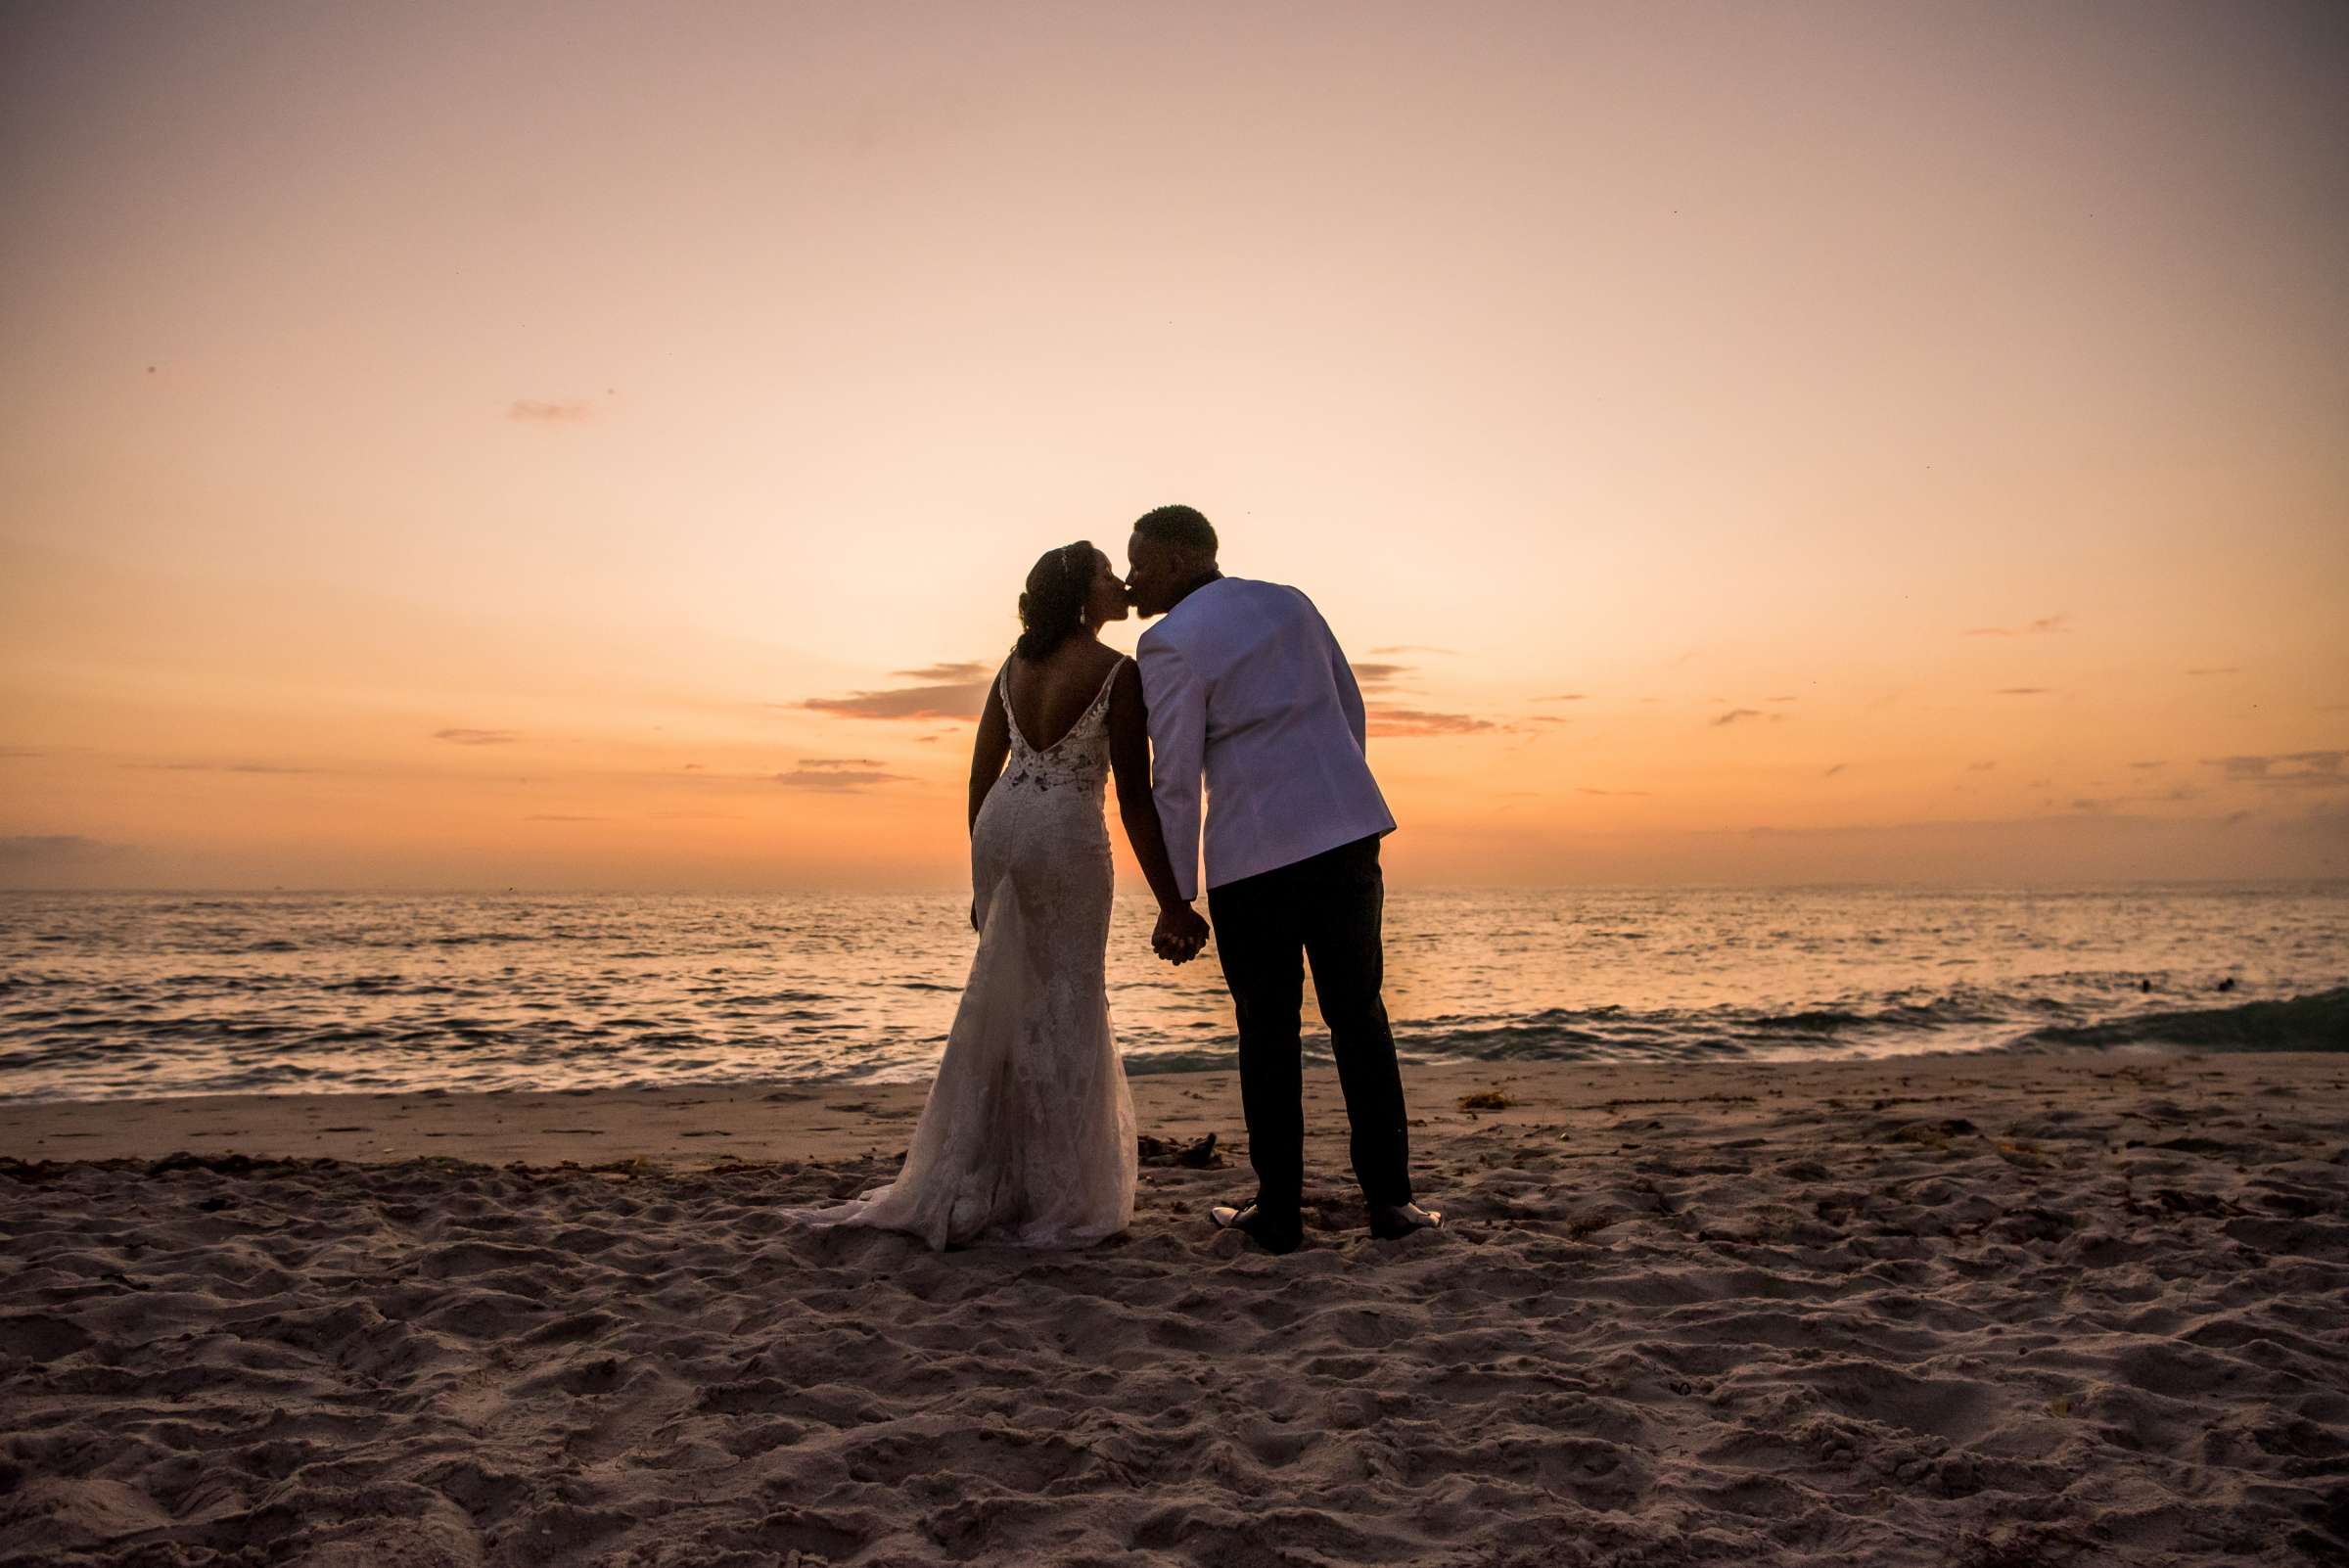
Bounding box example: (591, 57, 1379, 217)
(1, 884, 2342, 1103)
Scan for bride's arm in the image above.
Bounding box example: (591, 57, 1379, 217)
(967, 662, 1011, 835)
(1107, 660, 1208, 959)
(964, 665, 1013, 932)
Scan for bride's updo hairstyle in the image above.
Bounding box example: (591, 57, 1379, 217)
(1014, 540, 1094, 662)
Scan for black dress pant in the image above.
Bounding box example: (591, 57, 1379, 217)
(1205, 832, 1412, 1218)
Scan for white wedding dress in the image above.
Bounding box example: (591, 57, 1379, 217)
(780, 656, 1138, 1250)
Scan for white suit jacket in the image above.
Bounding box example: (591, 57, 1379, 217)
(1136, 576, 1397, 901)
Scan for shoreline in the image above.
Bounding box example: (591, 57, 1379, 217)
(3, 980, 2339, 1115)
(0, 1049, 2296, 1171)
(4, 1027, 2338, 1165)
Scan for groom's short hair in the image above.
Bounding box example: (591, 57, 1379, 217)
(1132, 504, 1218, 557)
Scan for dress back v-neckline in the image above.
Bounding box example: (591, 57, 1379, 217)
(1002, 655, 1126, 756)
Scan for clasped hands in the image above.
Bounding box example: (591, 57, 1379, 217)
(973, 896, 1207, 963)
(1153, 902, 1211, 965)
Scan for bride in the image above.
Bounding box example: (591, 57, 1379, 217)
(780, 540, 1209, 1249)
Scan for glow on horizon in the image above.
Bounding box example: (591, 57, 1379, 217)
(2, 1, 2344, 890)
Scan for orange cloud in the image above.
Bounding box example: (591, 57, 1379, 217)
(803, 663, 990, 721)
(1963, 613, 2072, 636)
(120, 761, 317, 774)
(1348, 662, 1411, 691)
(774, 760, 913, 790)
(0, 834, 127, 872)
(1366, 707, 1496, 737)
(2202, 752, 2346, 789)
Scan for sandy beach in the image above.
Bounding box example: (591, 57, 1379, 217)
(3, 1050, 2345, 1567)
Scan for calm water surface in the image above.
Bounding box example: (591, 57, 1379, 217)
(1, 885, 2342, 1102)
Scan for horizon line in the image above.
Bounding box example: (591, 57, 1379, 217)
(6, 876, 2345, 897)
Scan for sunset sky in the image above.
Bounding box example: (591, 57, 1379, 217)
(3, 0, 2344, 891)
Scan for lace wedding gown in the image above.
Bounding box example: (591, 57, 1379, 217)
(780, 656, 1138, 1250)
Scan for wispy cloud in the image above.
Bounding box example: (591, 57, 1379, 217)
(1963, 613, 2072, 637)
(773, 761, 914, 790)
(1993, 687, 2052, 696)
(1368, 644, 1456, 657)
(0, 746, 40, 759)
(1366, 707, 1495, 737)
(1719, 807, 2268, 840)
(2063, 783, 2204, 810)
(434, 727, 519, 745)
(1823, 762, 1847, 776)
(802, 662, 990, 722)
(0, 834, 126, 871)
(2201, 751, 2347, 789)
(1709, 708, 1766, 726)
(119, 761, 316, 774)
(508, 397, 594, 423)
(1348, 663, 1411, 692)
(526, 813, 606, 822)
(1536, 693, 1588, 703)
(1576, 786, 1649, 797)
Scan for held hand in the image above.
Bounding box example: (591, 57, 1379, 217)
(1152, 902, 1210, 965)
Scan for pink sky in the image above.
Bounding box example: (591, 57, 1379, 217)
(2, 1, 2344, 889)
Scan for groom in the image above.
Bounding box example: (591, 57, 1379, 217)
(1126, 504, 1442, 1253)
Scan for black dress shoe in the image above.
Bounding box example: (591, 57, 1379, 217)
(1366, 1200, 1442, 1239)
(1208, 1202, 1303, 1254)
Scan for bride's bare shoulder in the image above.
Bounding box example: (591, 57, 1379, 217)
(1047, 641, 1122, 687)
(1104, 648, 1146, 718)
